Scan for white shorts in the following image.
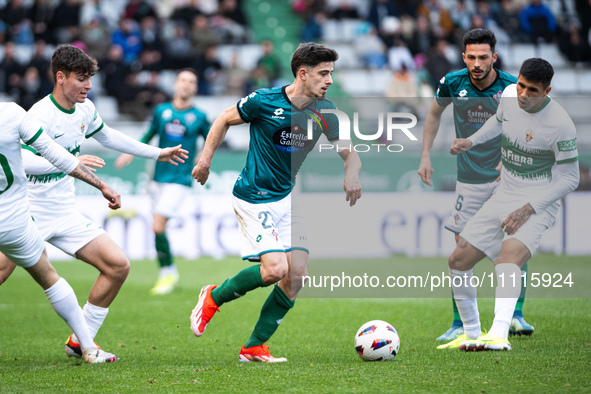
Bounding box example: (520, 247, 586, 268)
(460, 191, 559, 260)
(31, 210, 105, 257)
(149, 182, 192, 218)
(232, 193, 308, 261)
(0, 217, 45, 268)
(445, 181, 499, 234)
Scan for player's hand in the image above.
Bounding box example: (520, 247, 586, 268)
(78, 155, 105, 173)
(501, 203, 535, 235)
(344, 175, 362, 207)
(450, 138, 472, 155)
(158, 144, 189, 166)
(495, 160, 502, 182)
(192, 161, 210, 185)
(100, 184, 121, 210)
(115, 153, 134, 169)
(418, 157, 434, 186)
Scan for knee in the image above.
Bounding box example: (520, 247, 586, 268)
(107, 253, 130, 281)
(261, 260, 288, 284)
(448, 249, 463, 270)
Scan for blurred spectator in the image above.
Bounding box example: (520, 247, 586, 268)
(256, 39, 282, 84)
(139, 16, 164, 52)
(330, 1, 360, 19)
(81, 0, 120, 29)
(138, 47, 163, 72)
(51, 0, 82, 44)
(165, 23, 193, 69)
(99, 44, 130, 98)
(171, 0, 205, 28)
(558, 21, 591, 63)
(450, 0, 472, 32)
(301, 11, 326, 42)
(27, 40, 52, 93)
(245, 65, 271, 93)
(354, 23, 387, 69)
(0, 41, 23, 97)
(368, 0, 398, 32)
(225, 51, 250, 96)
(18, 66, 45, 110)
(519, 0, 557, 43)
(425, 39, 453, 89)
(408, 15, 435, 56)
(28, 0, 55, 43)
(493, 0, 525, 42)
(112, 18, 143, 64)
(212, 0, 248, 43)
(385, 64, 417, 98)
(82, 17, 112, 62)
(124, 0, 157, 23)
(576, 0, 591, 44)
(190, 15, 220, 56)
(2, 0, 34, 44)
(388, 37, 415, 71)
(118, 71, 168, 121)
(192, 45, 223, 95)
(417, 0, 454, 39)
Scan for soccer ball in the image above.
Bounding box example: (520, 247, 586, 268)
(354, 320, 400, 361)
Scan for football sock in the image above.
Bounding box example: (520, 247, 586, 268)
(81, 302, 109, 340)
(451, 290, 462, 325)
(245, 285, 294, 348)
(155, 232, 172, 268)
(159, 265, 178, 278)
(44, 278, 93, 349)
(211, 264, 267, 307)
(490, 263, 521, 339)
(514, 261, 528, 315)
(450, 267, 480, 339)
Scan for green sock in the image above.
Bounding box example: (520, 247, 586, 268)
(515, 261, 528, 315)
(451, 289, 461, 324)
(155, 233, 172, 268)
(245, 285, 294, 348)
(211, 264, 267, 307)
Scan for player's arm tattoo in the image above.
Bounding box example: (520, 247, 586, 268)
(69, 164, 103, 189)
(457, 238, 468, 249)
(509, 203, 535, 224)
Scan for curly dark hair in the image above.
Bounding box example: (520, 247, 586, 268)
(50, 44, 99, 83)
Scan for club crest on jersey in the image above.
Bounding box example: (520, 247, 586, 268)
(526, 130, 534, 142)
(80, 122, 86, 133)
(493, 91, 503, 103)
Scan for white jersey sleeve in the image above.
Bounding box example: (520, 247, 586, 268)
(91, 125, 160, 160)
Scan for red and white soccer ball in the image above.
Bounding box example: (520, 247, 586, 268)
(354, 320, 400, 361)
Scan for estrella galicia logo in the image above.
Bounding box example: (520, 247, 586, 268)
(273, 124, 312, 152)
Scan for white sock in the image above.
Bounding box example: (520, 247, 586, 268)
(159, 265, 178, 278)
(44, 278, 93, 349)
(82, 302, 109, 340)
(489, 263, 521, 339)
(450, 267, 480, 339)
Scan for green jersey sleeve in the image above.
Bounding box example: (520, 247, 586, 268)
(435, 75, 452, 107)
(237, 91, 261, 123)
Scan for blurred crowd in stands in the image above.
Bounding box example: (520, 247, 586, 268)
(1, 0, 590, 120)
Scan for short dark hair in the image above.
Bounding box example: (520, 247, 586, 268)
(519, 58, 554, 88)
(50, 44, 99, 83)
(177, 67, 198, 79)
(463, 28, 496, 52)
(291, 42, 339, 77)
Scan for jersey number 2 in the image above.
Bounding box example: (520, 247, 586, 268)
(0, 154, 14, 195)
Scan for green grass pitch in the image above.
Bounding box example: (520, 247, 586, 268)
(0, 255, 589, 392)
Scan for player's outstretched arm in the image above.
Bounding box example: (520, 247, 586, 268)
(31, 132, 121, 209)
(115, 153, 134, 168)
(158, 144, 189, 166)
(418, 99, 446, 186)
(23, 149, 105, 174)
(193, 105, 244, 185)
(450, 138, 473, 155)
(336, 144, 362, 206)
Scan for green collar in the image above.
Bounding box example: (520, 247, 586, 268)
(50, 93, 75, 114)
(524, 96, 551, 114)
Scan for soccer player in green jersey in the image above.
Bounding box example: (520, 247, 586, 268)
(417, 29, 534, 342)
(116, 69, 209, 295)
(190, 42, 362, 362)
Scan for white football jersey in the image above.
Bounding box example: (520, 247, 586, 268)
(0, 102, 79, 231)
(26, 94, 104, 215)
(496, 84, 578, 197)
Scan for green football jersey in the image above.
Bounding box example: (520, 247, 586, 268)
(234, 86, 339, 203)
(436, 68, 517, 184)
(141, 102, 209, 187)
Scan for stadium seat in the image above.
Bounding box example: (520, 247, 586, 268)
(216, 45, 263, 70)
(330, 43, 362, 68)
(551, 69, 577, 95)
(539, 43, 568, 68)
(511, 43, 537, 68)
(93, 95, 120, 122)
